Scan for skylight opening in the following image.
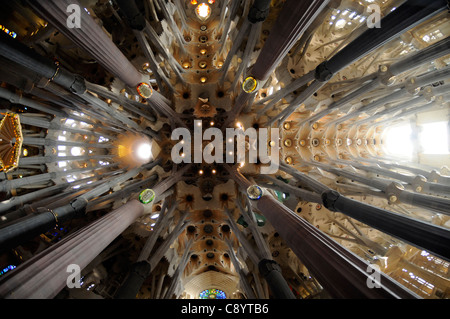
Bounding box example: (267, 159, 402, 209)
(419, 121, 449, 155)
(382, 123, 414, 158)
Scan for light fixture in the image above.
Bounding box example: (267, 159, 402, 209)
(335, 19, 347, 29)
(419, 122, 449, 155)
(247, 185, 263, 200)
(284, 139, 292, 147)
(242, 76, 258, 93)
(200, 76, 207, 83)
(383, 124, 413, 158)
(196, 3, 211, 20)
(136, 82, 153, 99)
(136, 143, 152, 161)
(190, 0, 198, 4)
(139, 189, 155, 205)
(208, 0, 215, 4)
(71, 147, 84, 156)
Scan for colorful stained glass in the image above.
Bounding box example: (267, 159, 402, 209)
(0, 265, 16, 277)
(199, 289, 226, 299)
(0, 25, 17, 38)
(0, 113, 23, 173)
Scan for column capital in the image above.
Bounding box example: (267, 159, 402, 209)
(258, 259, 281, 277)
(131, 261, 152, 279)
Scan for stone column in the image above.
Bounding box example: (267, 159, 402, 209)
(115, 212, 188, 299)
(227, 166, 419, 298)
(0, 200, 145, 299)
(0, 162, 160, 251)
(29, 0, 144, 88)
(235, 197, 295, 298)
(163, 240, 194, 299)
(0, 165, 189, 299)
(270, 0, 447, 125)
(251, 0, 328, 82)
(226, 242, 256, 299)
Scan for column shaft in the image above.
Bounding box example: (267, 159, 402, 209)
(29, 0, 143, 88)
(229, 168, 419, 298)
(252, 0, 328, 82)
(0, 200, 145, 298)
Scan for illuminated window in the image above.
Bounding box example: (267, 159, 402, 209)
(58, 161, 68, 168)
(71, 147, 84, 156)
(196, 3, 211, 20)
(419, 122, 449, 155)
(0, 25, 17, 38)
(382, 123, 414, 158)
(335, 19, 347, 29)
(98, 136, 109, 143)
(0, 265, 16, 277)
(199, 289, 226, 299)
(136, 142, 152, 161)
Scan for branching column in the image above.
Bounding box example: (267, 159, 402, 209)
(269, 0, 447, 125)
(29, 0, 144, 88)
(0, 199, 145, 299)
(0, 165, 190, 298)
(227, 166, 420, 298)
(229, 0, 328, 121)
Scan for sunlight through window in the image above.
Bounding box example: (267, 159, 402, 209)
(383, 123, 414, 158)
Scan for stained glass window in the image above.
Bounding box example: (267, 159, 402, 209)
(0, 265, 16, 277)
(199, 289, 226, 299)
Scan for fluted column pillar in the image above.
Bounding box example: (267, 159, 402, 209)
(164, 240, 193, 299)
(0, 162, 160, 251)
(227, 166, 419, 298)
(115, 211, 188, 299)
(0, 165, 189, 299)
(0, 199, 145, 299)
(29, 0, 144, 88)
(235, 197, 295, 299)
(251, 0, 328, 83)
(228, 0, 328, 121)
(270, 0, 447, 125)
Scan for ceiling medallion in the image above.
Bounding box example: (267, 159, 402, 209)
(194, 98, 217, 118)
(139, 189, 156, 204)
(0, 112, 23, 173)
(136, 82, 153, 99)
(247, 185, 263, 200)
(242, 76, 258, 93)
